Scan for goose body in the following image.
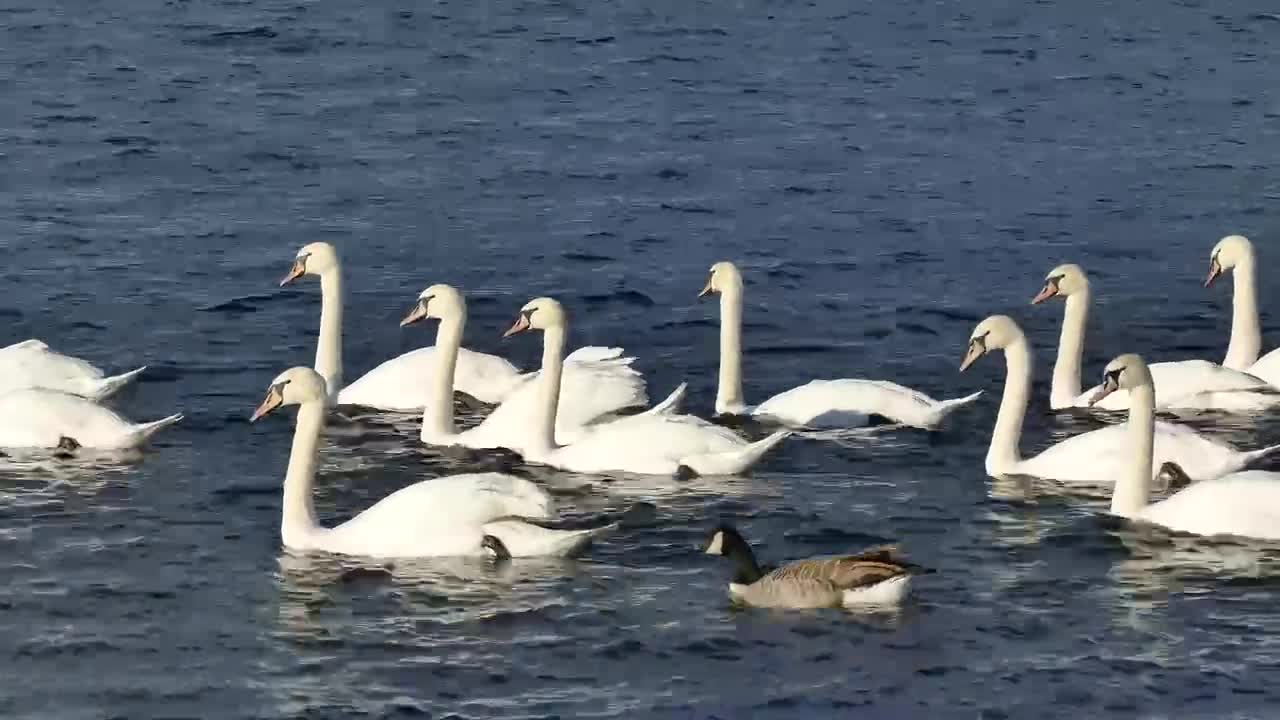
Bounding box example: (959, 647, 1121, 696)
(400, 285, 654, 454)
(0, 388, 181, 450)
(959, 315, 1278, 483)
(1094, 354, 1280, 540)
(251, 366, 614, 558)
(701, 261, 980, 429)
(0, 339, 146, 401)
(1032, 263, 1280, 411)
(703, 525, 919, 609)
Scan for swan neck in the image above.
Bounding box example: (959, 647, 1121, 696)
(716, 286, 745, 414)
(1225, 255, 1261, 370)
(1112, 382, 1155, 517)
(423, 315, 463, 438)
(988, 337, 1030, 475)
(1051, 289, 1089, 408)
(530, 325, 566, 454)
(315, 269, 344, 399)
(281, 401, 324, 546)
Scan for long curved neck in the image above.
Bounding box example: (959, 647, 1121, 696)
(988, 338, 1031, 475)
(1112, 381, 1155, 517)
(715, 287, 745, 414)
(423, 313, 464, 438)
(529, 325, 566, 455)
(1051, 288, 1089, 408)
(282, 401, 324, 546)
(315, 269, 344, 398)
(1225, 254, 1261, 370)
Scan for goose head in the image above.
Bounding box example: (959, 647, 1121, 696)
(1205, 235, 1253, 288)
(959, 315, 1024, 372)
(1087, 353, 1151, 406)
(502, 297, 565, 337)
(698, 261, 744, 298)
(1031, 263, 1088, 304)
(250, 367, 327, 421)
(702, 524, 750, 556)
(280, 242, 340, 286)
(400, 283, 465, 327)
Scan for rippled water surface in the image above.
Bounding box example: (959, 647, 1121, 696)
(5, 0, 1280, 717)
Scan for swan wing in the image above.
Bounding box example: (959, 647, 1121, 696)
(753, 379, 975, 429)
(1020, 420, 1251, 483)
(0, 341, 110, 396)
(337, 347, 521, 410)
(1138, 471, 1280, 539)
(0, 388, 157, 449)
(1079, 360, 1278, 410)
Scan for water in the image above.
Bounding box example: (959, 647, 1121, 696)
(4, 0, 1280, 717)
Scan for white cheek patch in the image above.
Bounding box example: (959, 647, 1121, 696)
(705, 531, 724, 555)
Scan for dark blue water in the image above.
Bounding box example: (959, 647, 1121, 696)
(5, 0, 1280, 717)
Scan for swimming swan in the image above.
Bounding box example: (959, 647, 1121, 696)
(0, 339, 146, 401)
(1205, 235, 1280, 388)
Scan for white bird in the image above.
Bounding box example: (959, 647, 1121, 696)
(0, 339, 146, 401)
(699, 261, 980, 429)
(1031, 263, 1279, 411)
(249, 366, 617, 557)
(1091, 353, 1280, 540)
(0, 388, 181, 451)
(500, 297, 789, 477)
(1205, 234, 1280, 387)
(958, 315, 1279, 483)
(399, 284, 664, 453)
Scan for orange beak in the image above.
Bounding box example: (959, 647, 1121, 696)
(400, 300, 428, 327)
(280, 258, 307, 287)
(1087, 377, 1120, 407)
(250, 387, 283, 422)
(1030, 283, 1057, 305)
(503, 314, 531, 338)
(1204, 259, 1222, 288)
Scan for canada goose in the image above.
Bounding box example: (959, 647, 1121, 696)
(702, 524, 924, 609)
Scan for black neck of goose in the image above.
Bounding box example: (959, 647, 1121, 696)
(723, 537, 764, 584)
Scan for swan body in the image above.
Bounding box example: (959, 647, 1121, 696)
(0, 339, 147, 401)
(701, 261, 980, 429)
(250, 366, 616, 558)
(501, 296, 789, 477)
(0, 388, 182, 450)
(401, 285, 653, 454)
(959, 315, 1278, 483)
(1095, 353, 1280, 540)
(281, 242, 526, 408)
(1032, 263, 1280, 411)
(1206, 235, 1280, 387)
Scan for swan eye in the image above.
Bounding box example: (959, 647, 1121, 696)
(521, 308, 536, 322)
(421, 294, 434, 311)
(970, 332, 988, 354)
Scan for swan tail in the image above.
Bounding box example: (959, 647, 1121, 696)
(680, 431, 791, 476)
(1241, 443, 1280, 468)
(88, 365, 148, 401)
(485, 518, 618, 558)
(638, 383, 687, 417)
(129, 413, 184, 444)
(927, 390, 983, 425)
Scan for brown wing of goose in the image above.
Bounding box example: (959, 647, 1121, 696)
(766, 548, 911, 592)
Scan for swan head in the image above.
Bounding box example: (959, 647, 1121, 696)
(400, 284, 464, 327)
(503, 297, 565, 337)
(250, 367, 327, 421)
(1206, 235, 1253, 287)
(1031, 263, 1088, 304)
(1087, 353, 1151, 406)
(280, 242, 340, 286)
(698, 261, 744, 298)
(959, 315, 1024, 372)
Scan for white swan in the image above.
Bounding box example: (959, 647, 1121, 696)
(0, 388, 181, 450)
(281, 242, 525, 409)
(0, 339, 146, 401)
(249, 366, 616, 557)
(958, 315, 1279, 483)
(1205, 234, 1280, 386)
(1092, 353, 1280, 540)
(1031, 263, 1280, 411)
(502, 297, 790, 476)
(699, 261, 981, 429)
(399, 284, 659, 452)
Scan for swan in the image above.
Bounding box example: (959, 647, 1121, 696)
(699, 261, 981, 429)
(502, 297, 790, 476)
(1205, 234, 1280, 386)
(1031, 263, 1280, 411)
(701, 524, 923, 608)
(958, 315, 1280, 482)
(0, 339, 146, 401)
(248, 366, 617, 557)
(1091, 353, 1280, 540)
(280, 241, 526, 409)
(400, 284, 661, 452)
(0, 388, 181, 450)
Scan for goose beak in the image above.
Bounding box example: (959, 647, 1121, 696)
(698, 277, 714, 298)
(1087, 377, 1120, 406)
(503, 314, 531, 338)
(1030, 283, 1057, 305)
(280, 258, 307, 287)
(250, 387, 284, 422)
(959, 342, 983, 372)
(400, 300, 428, 327)
(1204, 259, 1222, 288)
